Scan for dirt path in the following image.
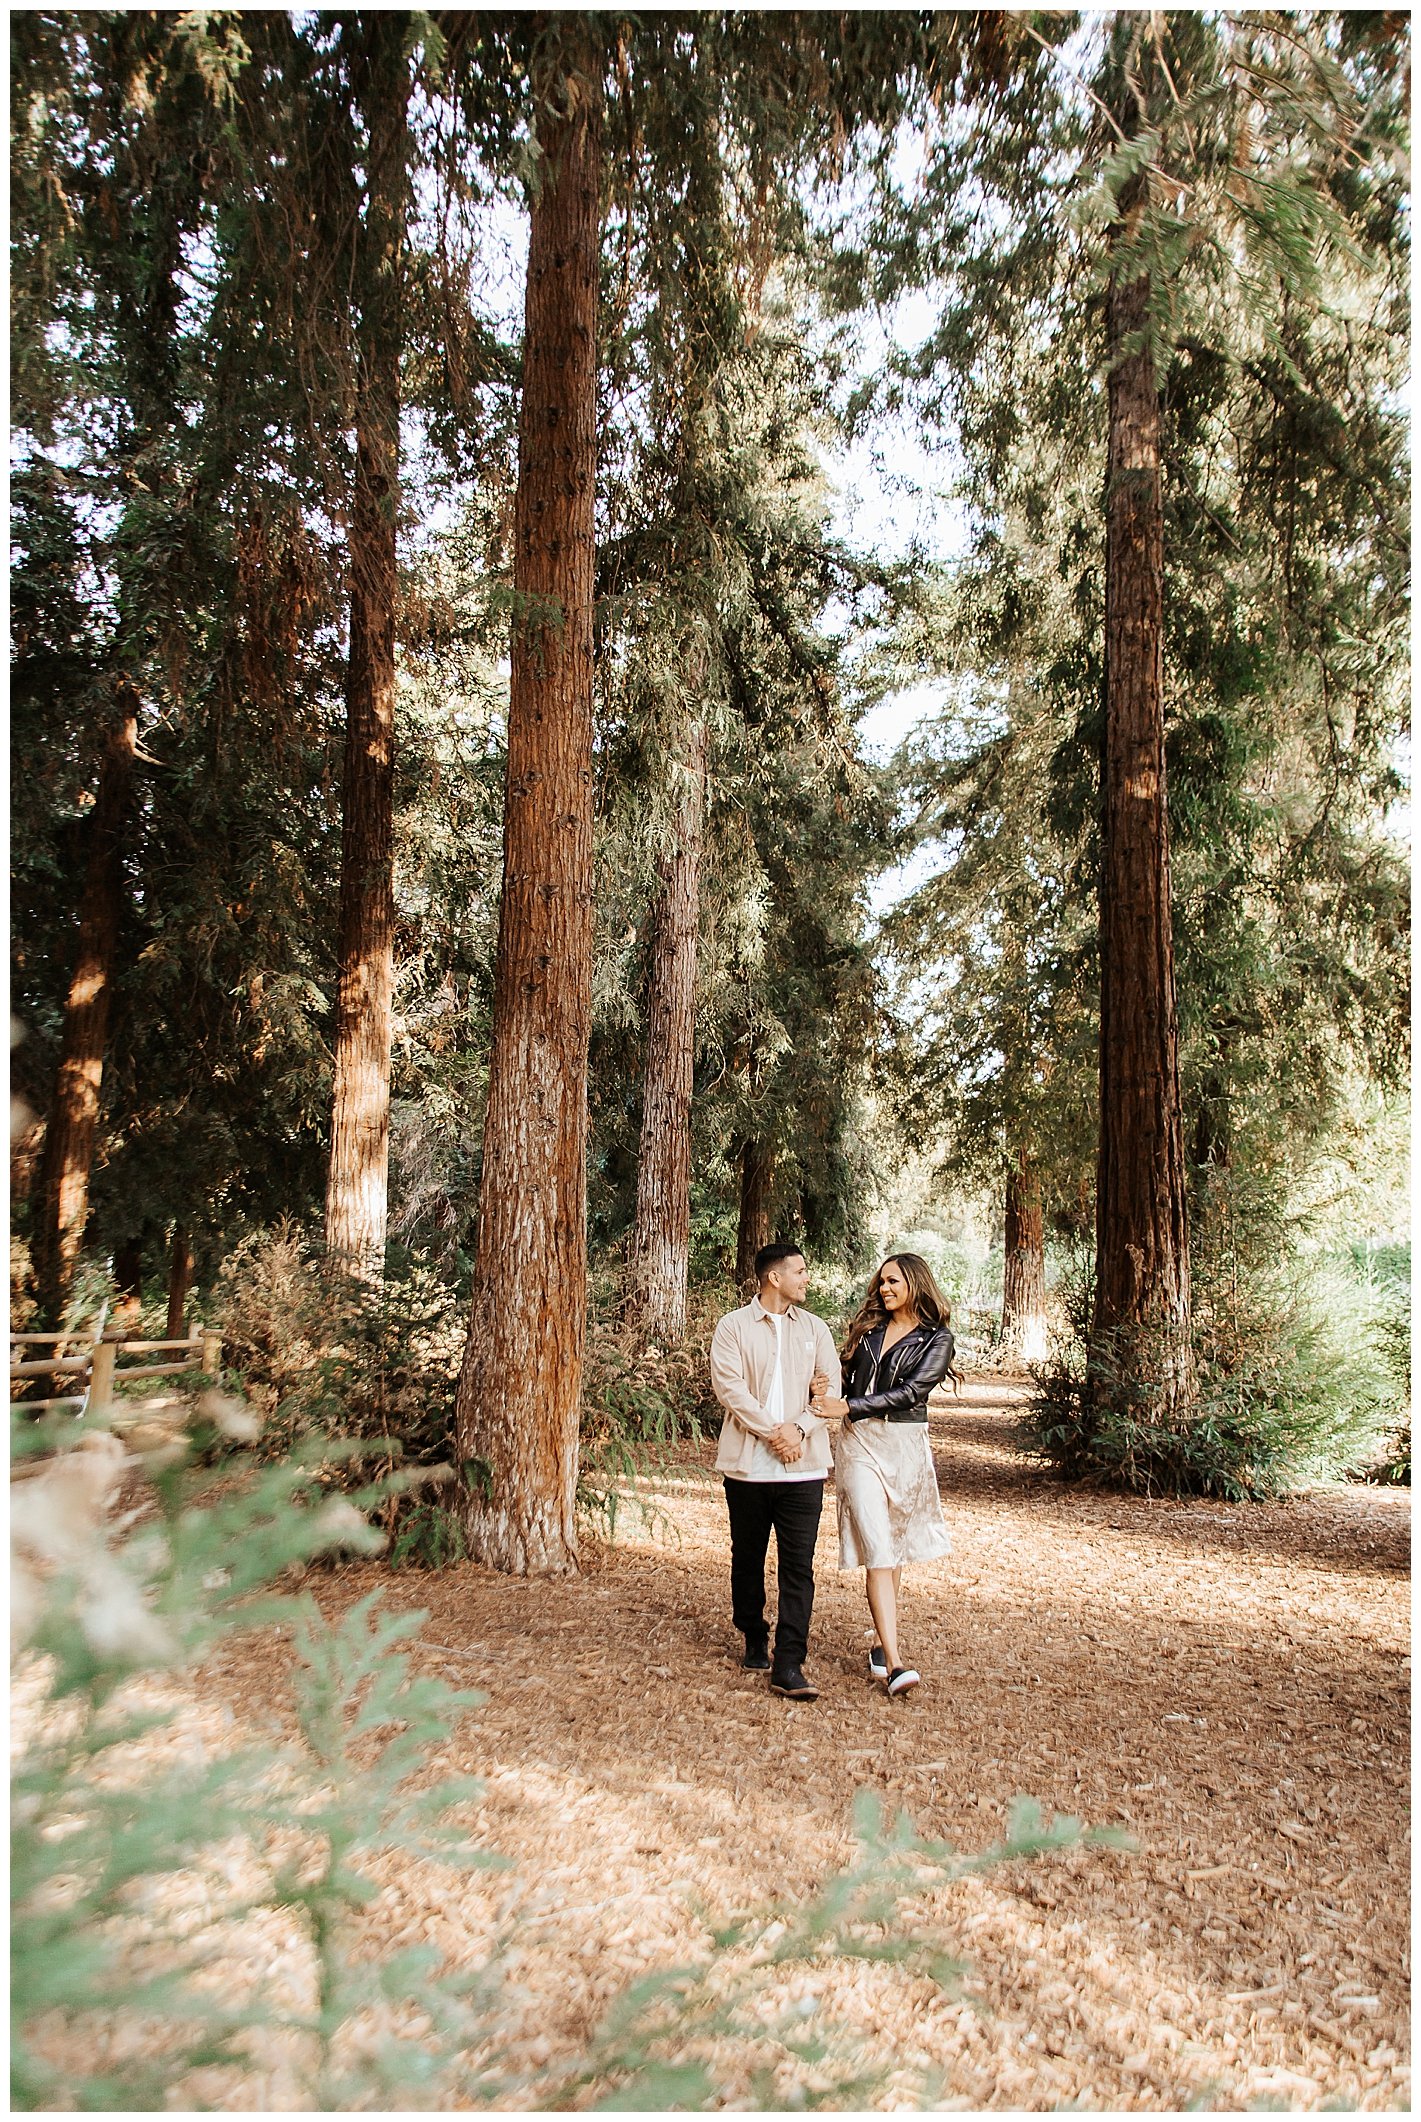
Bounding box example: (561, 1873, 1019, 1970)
(200, 1376, 1410, 2110)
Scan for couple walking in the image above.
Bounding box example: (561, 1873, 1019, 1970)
(709, 1242, 955, 1702)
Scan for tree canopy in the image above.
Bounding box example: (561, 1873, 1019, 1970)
(10, 8, 1409, 1513)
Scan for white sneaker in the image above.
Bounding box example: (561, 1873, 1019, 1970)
(887, 1666, 920, 1697)
(868, 1644, 888, 1681)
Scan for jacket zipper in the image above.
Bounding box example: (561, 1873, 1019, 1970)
(866, 1326, 920, 1398)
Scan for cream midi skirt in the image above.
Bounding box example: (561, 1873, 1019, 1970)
(835, 1418, 952, 1571)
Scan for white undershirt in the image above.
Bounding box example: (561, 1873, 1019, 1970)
(765, 1312, 785, 1425)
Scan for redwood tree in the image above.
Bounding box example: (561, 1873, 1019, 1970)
(1089, 197, 1194, 1412)
(626, 718, 707, 1342)
(455, 22, 602, 1572)
(324, 15, 411, 1279)
(1001, 1148, 1047, 1363)
(32, 700, 138, 1322)
(880, 12, 1405, 1454)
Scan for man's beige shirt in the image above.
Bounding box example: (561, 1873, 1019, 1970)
(709, 1297, 842, 1480)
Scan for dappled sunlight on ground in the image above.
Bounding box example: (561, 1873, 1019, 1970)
(163, 1376, 1409, 2107)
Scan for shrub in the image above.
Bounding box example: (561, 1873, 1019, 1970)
(1367, 1420, 1410, 1487)
(1350, 1240, 1410, 1484)
(1024, 1247, 1400, 1500)
(216, 1228, 724, 1551)
(215, 1223, 463, 1503)
(390, 1498, 471, 1569)
(577, 1282, 725, 1536)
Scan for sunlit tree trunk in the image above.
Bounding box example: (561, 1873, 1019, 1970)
(1089, 248, 1194, 1414)
(324, 16, 409, 1280)
(734, 1137, 774, 1294)
(33, 699, 138, 1323)
(1001, 1147, 1048, 1363)
(455, 23, 602, 1573)
(627, 719, 707, 1344)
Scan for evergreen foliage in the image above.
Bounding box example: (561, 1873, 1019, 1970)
(9, 16, 1408, 1483)
(11, 1411, 494, 2109)
(1027, 1241, 1403, 1500)
(8, 11, 1409, 2098)
(860, 7, 1408, 1475)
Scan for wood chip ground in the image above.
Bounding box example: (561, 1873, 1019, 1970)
(40, 1377, 1414, 2109)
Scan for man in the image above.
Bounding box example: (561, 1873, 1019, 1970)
(709, 1242, 841, 1700)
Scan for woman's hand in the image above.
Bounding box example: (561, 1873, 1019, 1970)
(807, 1371, 845, 1423)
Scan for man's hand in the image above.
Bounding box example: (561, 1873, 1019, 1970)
(768, 1425, 804, 1464)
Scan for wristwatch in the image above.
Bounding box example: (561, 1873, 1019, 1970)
(795, 1420, 809, 1441)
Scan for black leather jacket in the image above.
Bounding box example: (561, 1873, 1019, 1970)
(842, 1320, 955, 1423)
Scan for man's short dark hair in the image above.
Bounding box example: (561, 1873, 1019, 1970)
(755, 1241, 804, 1283)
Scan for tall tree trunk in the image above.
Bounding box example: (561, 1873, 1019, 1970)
(32, 699, 138, 1323)
(324, 17, 409, 1280)
(626, 719, 707, 1343)
(735, 1138, 774, 1295)
(166, 1221, 192, 1339)
(454, 24, 602, 1574)
(1089, 256, 1194, 1413)
(1001, 1147, 1048, 1363)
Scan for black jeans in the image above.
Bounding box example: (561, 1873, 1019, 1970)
(723, 1476, 824, 1671)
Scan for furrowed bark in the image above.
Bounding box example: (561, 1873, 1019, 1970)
(324, 17, 409, 1281)
(1090, 258, 1194, 1413)
(1001, 1147, 1048, 1363)
(32, 700, 138, 1324)
(455, 26, 602, 1574)
(626, 718, 707, 1344)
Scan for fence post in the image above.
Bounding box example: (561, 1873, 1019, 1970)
(88, 1334, 119, 1418)
(200, 1327, 222, 1380)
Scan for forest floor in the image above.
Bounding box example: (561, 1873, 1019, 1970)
(184, 1377, 1407, 2108)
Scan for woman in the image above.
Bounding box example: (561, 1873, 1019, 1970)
(816, 1254, 954, 1697)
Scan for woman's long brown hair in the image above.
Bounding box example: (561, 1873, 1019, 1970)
(842, 1253, 952, 1360)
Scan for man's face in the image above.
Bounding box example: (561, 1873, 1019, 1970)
(766, 1253, 809, 1305)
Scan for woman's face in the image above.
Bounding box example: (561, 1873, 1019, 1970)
(878, 1261, 911, 1313)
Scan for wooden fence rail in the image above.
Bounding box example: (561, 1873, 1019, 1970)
(9, 1323, 223, 1416)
